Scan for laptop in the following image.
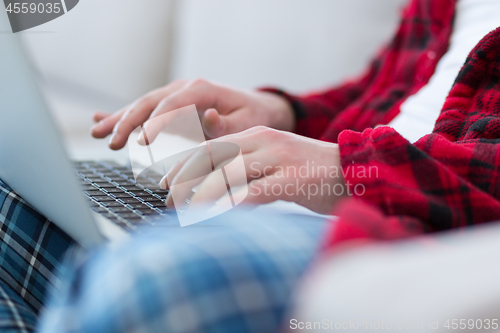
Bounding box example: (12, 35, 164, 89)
(0, 9, 181, 248)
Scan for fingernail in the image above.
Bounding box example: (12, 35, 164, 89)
(166, 193, 174, 208)
(137, 130, 146, 145)
(165, 161, 180, 184)
(217, 116, 224, 131)
(211, 109, 223, 130)
(109, 134, 118, 146)
(160, 176, 168, 190)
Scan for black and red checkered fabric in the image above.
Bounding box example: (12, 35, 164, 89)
(265, 0, 500, 247)
(328, 25, 500, 246)
(262, 0, 456, 142)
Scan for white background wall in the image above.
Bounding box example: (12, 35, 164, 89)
(171, 0, 406, 92)
(19, 0, 406, 134)
(21, 0, 175, 108)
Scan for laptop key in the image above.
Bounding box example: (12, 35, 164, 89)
(132, 191, 151, 197)
(88, 178, 110, 184)
(148, 201, 168, 208)
(105, 188, 126, 193)
(79, 171, 96, 177)
(92, 167, 110, 171)
(137, 181, 159, 188)
(86, 177, 105, 181)
(114, 181, 135, 186)
(111, 192, 134, 198)
(111, 162, 130, 171)
(137, 210, 158, 216)
(156, 206, 175, 213)
(85, 190, 105, 196)
(120, 172, 135, 177)
(111, 207, 133, 213)
(92, 196, 116, 202)
(102, 201, 123, 207)
(97, 183, 117, 188)
(141, 197, 164, 203)
(118, 213, 143, 221)
(120, 198, 142, 204)
(107, 176, 127, 181)
(127, 203, 149, 209)
(91, 207, 108, 213)
(122, 186, 145, 192)
(99, 172, 118, 176)
(150, 189, 169, 195)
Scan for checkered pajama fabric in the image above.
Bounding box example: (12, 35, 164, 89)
(0, 179, 76, 315)
(38, 211, 327, 333)
(0, 278, 37, 333)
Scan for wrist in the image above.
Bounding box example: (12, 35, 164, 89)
(257, 91, 296, 132)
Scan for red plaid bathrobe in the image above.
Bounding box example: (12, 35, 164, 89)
(263, 0, 500, 248)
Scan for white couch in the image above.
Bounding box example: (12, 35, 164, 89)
(289, 224, 500, 332)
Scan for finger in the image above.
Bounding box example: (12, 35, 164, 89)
(165, 145, 213, 208)
(209, 126, 268, 153)
(91, 108, 128, 139)
(149, 79, 239, 120)
(200, 108, 222, 139)
(202, 108, 256, 139)
(164, 140, 245, 207)
(160, 139, 257, 191)
(108, 99, 163, 150)
(164, 129, 263, 187)
(164, 128, 269, 205)
(205, 176, 289, 209)
(140, 87, 217, 144)
(239, 176, 292, 206)
(137, 109, 182, 146)
(109, 81, 189, 150)
(211, 150, 271, 182)
(187, 159, 249, 207)
(140, 81, 258, 144)
(159, 152, 193, 190)
(166, 130, 268, 188)
(92, 111, 111, 123)
(187, 146, 278, 206)
(187, 162, 231, 206)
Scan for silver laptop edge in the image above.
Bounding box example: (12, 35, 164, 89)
(0, 9, 127, 247)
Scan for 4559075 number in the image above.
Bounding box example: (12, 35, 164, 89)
(5, 2, 61, 14)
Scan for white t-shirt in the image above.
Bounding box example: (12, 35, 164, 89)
(388, 0, 500, 143)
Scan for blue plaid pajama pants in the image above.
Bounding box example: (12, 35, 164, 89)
(0, 179, 77, 333)
(38, 210, 328, 333)
(0, 177, 328, 332)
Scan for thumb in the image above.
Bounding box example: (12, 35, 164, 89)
(202, 108, 242, 138)
(202, 108, 225, 138)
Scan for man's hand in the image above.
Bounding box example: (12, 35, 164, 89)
(161, 126, 345, 215)
(90, 79, 295, 150)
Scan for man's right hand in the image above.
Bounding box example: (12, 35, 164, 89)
(90, 79, 296, 150)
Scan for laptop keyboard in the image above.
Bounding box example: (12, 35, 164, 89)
(72, 160, 174, 230)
